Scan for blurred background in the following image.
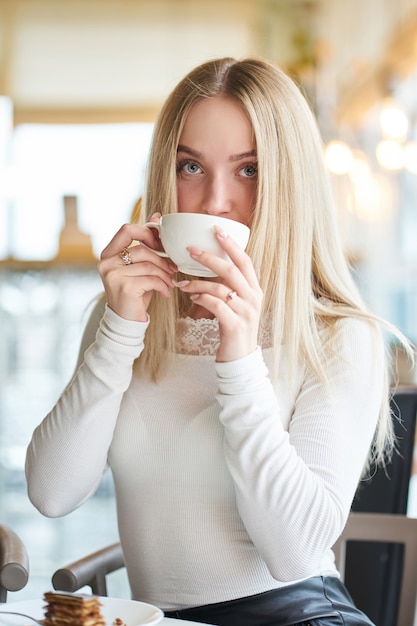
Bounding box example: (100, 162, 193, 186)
(1, 0, 417, 601)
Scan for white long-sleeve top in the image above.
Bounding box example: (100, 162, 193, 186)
(25, 299, 383, 610)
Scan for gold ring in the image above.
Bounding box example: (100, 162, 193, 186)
(119, 247, 132, 265)
(226, 290, 237, 301)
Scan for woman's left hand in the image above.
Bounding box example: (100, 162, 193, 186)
(175, 226, 263, 362)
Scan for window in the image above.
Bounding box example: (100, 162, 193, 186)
(0, 122, 153, 599)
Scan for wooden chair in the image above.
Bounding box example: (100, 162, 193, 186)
(52, 542, 124, 596)
(334, 512, 417, 626)
(0, 524, 29, 602)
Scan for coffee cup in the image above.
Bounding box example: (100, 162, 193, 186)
(144, 213, 250, 277)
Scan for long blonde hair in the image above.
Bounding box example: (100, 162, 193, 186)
(135, 56, 413, 469)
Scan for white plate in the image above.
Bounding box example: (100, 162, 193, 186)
(0, 596, 164, 626)
(99, 597, 163, 626)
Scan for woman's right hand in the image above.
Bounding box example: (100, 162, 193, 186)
(98, 216, 177, 322)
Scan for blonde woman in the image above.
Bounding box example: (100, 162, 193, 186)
(26, 57, 411, 625)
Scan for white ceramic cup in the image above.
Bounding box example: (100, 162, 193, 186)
(144, 213, 250, 277)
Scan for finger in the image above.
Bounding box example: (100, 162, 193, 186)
(186, 245, 260, 303)
(102, 252, 176, 289)
(188, 291, 241, 321)
(185, 225, 257, 289)
(176, 279, 261, 319)
(174, 279, 237, 302)
(129, 274, 174, 298)
(146, 212, 162, 223)
(99, 252, 177, 302)
(124, 262, 176, 290)
(101, 224, 143, 259)
(115, 242, 177, 273)
(101, 222, 164, 260)
(213, 226, 259, 287)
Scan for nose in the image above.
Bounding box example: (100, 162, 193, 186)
(202, 173, 231, 216)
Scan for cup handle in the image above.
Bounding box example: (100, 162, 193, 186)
(143, 221, 169, 258)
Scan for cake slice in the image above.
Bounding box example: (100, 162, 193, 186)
(43, 591, 106, 626)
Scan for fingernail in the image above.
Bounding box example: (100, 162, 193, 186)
(151, 212, 161, 218)
(172, 280, 190, 288)
(214, 225, 228, 238)
(190, 294, 201, 300)
(187, 246, 202, 256)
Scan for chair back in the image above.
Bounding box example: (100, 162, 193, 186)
(353, 386, 417, 514)
(334, 512, 417, 626)
(0, 524, 29, 602)
(52, 542, 124, 595)
(343, 386, 417, 624)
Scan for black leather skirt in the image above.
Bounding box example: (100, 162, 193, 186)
(163, 576, 375, 626)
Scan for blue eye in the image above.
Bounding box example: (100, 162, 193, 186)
(177, 160, 201, 175)
(185, 162, 200, 174)
(241, 164, 258, 178)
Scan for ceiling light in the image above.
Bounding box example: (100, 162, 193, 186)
(376, 139, 404, 170)
(324, 140, 353, 175)
(380, 97, 409, 141)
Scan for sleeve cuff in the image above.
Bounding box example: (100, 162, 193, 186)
(98, 304, 150, 349)
(215, 347, 269, 394)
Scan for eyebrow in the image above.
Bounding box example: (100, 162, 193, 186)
(177, 144, 257, 162)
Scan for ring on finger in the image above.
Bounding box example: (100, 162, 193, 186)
(226, 290, 237, 302)
(119, 247, 133, 266)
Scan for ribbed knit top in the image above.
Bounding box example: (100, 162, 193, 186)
(26, 299, 383, 610)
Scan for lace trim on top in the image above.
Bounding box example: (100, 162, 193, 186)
(176, 317, 220, 356)
(175, 316, 272, 356)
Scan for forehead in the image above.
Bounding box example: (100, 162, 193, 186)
(179, 96, 255, 150)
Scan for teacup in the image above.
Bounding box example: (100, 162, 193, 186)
(144, 213, 250, 277)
